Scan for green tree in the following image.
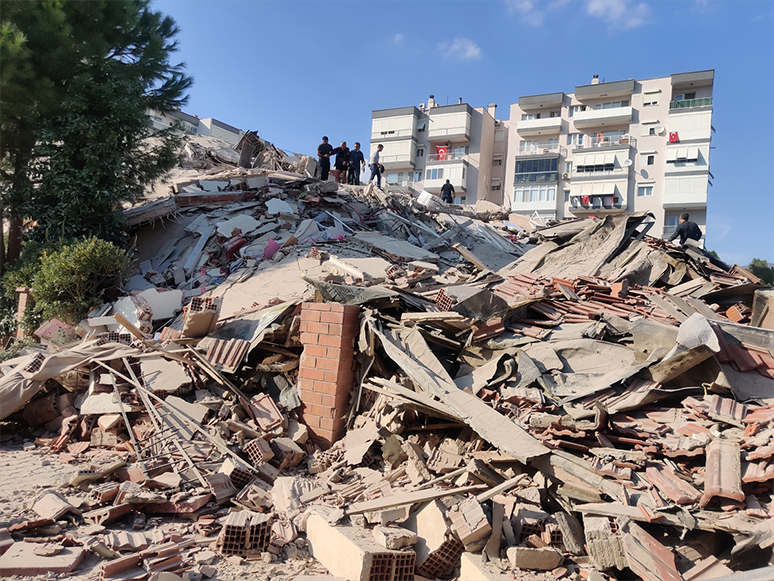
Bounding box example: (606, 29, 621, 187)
(0, 1, 192, 265)
(749, 258, 774, 286)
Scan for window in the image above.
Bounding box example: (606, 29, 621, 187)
(548, 138, 559, 150)
(417, 148, 424, 157)
(425, 168, 443, 180)
(565, 162, 573, 174)
(649, 127, 656, 135)
(594, 100, 629, 110)
(568, 105, 586, 117)
(637, 186, 653, 197)
(380, 130, 395, 136)
(564, 191, 570, 202)
(514, 185, 556, 203)
(386, 173, 403, 185)
(514, 157, 558, 183)
(549, 110, 559, 118)
(452, 146, 469, 157)
(416, 119, 426, 132)
(493, 158, 502, 166)
(521, 113, 537, 121)
(567, 133, 584, 147)
(647, 155, 655, 165)
(413, 171, 422, 182)
(643, 98, 658, 106)
(520, 140, 540, 153)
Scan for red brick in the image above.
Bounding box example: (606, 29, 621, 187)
(320, 311, 345, 324)
(325, 346, 346, 359)
(300, 310, 321, 323)
(311, 403, 336, 418)
(305, 322, 329, 335)
(320, 393, 349, 408)
(336, 373, 355, 390)
(328, 303, 360, 316)
(319, 417, 346, 431)
(301, 414, 321, 428)
(317, 357, 341, 371)
(298, 378, 315, 392)
(319, 334, 348, 348)
(305, 302, 332, 312)
(323, 370, 341, 383)
(313, 380, 340, 395)
(299, 367, 325, 381)
(300, 332, 319, 344)
(299, 390, 322, 405)
(303, 345, 327, 358)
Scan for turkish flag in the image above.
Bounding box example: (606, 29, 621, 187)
(582, 195, 590, 205)
(436, 146, 447, 161)
(669, 131, 679, 143)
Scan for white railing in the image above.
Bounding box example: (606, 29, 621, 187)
(378, 154, 414, 164)
(426, 152, 470, 162)
(575, 135, 636, 150)
(517, 145, 567, 157)
(428, 126, 469, 138)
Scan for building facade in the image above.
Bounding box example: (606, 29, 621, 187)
(372, 69, 715, 242)
(149, 110, 244, 146)
(503, 70, 714, 241)
(369, 96, 506, 204)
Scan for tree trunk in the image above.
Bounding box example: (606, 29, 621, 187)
(6, 218, 22, 264)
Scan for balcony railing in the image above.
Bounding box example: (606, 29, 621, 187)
(426, 152, 470, 162)
(575, 135, 636, 150)
(378, 154, 414, 164)
(516, 145, 567, 157)
(669, 97, 713, 110)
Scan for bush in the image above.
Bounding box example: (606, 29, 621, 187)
(27, 237, 129, 325)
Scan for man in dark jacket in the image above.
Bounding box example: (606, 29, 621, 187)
(348, 142, 365, 185)
(330, 141, 350, 184)
(317, 136, 333, 181)
(440, 179, 455, 203)
(668, 212, 703, 247)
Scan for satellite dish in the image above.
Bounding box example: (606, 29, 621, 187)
(655, 125, 665, 135)
(623, 159, 633, 167)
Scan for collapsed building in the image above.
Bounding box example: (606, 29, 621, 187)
(0, 134, 773, 581)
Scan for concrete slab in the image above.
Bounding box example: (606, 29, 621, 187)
(0, 542, 85, 575)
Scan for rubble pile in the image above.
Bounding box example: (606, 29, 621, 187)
(1, 136, 774, 581)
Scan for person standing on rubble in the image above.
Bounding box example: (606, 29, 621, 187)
(668, 212, 703, 247)
(330, 141, 350, 184)
(370, 144, 384, 188)
(348, 142, 365, 185)
(317, 136, 333, 181)
(440, 179, 455, 203)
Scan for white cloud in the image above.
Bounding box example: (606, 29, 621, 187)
(439, 37, 482, 61)
(505, 0, 569, 27)
(393, 33, 404, 43)
(586, 0, 651, 29)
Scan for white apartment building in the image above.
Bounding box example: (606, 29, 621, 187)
(504, 70, 715, 241)
(149, 110, 244, 146)
(370, 96, 507, 204)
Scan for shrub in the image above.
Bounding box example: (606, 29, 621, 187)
(30, 237, 129, 324)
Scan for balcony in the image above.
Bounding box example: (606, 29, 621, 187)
(669, 97, 713, 111)
(428, 107, 472, 143)
(568, 195, 625, 215)
(379, 153, 415, 169)
(519, 92, 565, 111)
(516, 117, 563, 137)
(662, 190, 707, 209)
(515, 145, 567, 157)
(423, 160, 468, 193)
(568, 180, 628, 215)
(572, 106, 632, 129)
(574, 134, 636, 151)
(575, 79, 635, 102)
(426, 152, 469, 163)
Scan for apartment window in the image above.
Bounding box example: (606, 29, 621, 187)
(567, 133, 584, 147)
(493, 158, 502, 166)
(452, 146, 469, 157)
(594, 100, 629, 110)
(675, 92, 696, 101)
(520, 140, 540, 153)
(462, 167, 466, 179)
(522, 113, 539, 121)
(647, 155, 655, 165)
(576, 159, 615, 173)
(514, 185, 556, 203)
(549, 110, 559, 118)
(565, 162, 573, 174)
(514, 157, 558, 183)
(413, 171, 422, 182)
(386, 173, 403, 185)
(416, 119, 426, 132)
(568, 105, 586, 117)
(564, 191, 570, 202)
(548, 138, 559, 150)
(425, 168, 443, 180)
(649, 127, 657, 135)
(417, 148, 424, 157)
(643, 98, 658, 106)
(637, 186, 653, 197)
(380, 130, 396, 136)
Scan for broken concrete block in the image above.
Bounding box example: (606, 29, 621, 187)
(405, 500, 465, 578)
(506, 545, 564, 571)
(0, 542, 85, 575)
(554, 512, 585, 556)
(270, 437, 305, 469)
(306, 514, 415, 581)
(584, 515, 627, 570)
(97, 413, 123, 431)
(32, 490, 82, 521)
(140, 357, 192, 395)
(460, 552, 508, 580)
(204, 473, 237, 504)
(137, 288, 183, 320)
(448, 498, 492, 550)
(372, 526, 417, 550)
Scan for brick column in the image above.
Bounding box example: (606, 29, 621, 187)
(298, 302, 360, 446)
(15, 287, 34, 340)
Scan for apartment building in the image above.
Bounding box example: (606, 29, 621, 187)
(503, 70, 715, 241)
(149, 110, 244, 146)
(369, 96, 507, 204)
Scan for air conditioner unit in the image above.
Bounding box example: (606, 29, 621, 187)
(562, 173, 569, 180)
(543, 148, 550, 153)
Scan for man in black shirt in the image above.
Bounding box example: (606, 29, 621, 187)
(668, 212, 703, 247)
(317, 136, 333, 181)
(440, 179, 455, 203)
(348, 142, 365, 185)
(330, 141, 350, 184)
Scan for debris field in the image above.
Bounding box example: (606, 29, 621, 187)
(1, 134, 773, 581)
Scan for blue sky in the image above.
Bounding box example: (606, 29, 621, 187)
(155, 0, 774, 265)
